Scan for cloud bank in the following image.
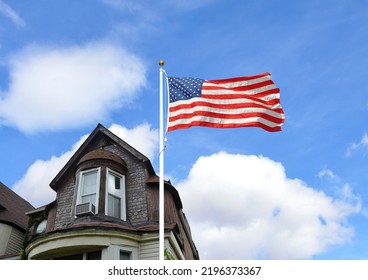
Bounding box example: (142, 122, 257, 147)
(12, 128, 361, 259)
(0, 42, 146, 133)
(178, 152, 361, 259)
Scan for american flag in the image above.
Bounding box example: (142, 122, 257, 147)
(167, 72, 285, 132)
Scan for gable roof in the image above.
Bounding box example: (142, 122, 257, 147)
(50, 123, 156, 191)
(0, 182, 35, 231)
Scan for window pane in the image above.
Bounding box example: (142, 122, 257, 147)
(106, 170, 125, 219)
(115, 176, 120, 190)
(87, 250, 101, 260)
(82, 170, 98, 194)
(108, 173, 121, 195)
(55, 253, 84, 260)
(81, 193, 96, 204)
(108, 194, 121, 218)
(120, 251, 131, 260)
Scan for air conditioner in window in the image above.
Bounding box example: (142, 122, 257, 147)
(76, 202, 96, 216)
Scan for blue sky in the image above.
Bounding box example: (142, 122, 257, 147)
(0, 0, 368, 260)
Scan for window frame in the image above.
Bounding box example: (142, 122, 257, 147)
(105, 168, 126, 220)
(103, 245, 137, 260)
(54, 250, 102, 260)
(35, 219, 47, 234)
(76, 167, 101, 212)
(117, 246, 138, 260)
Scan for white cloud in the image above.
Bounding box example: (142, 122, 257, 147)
(0, 42, 146, 133)
(178, 152, 361, 259)
(109, 123, 158, 160)
(346, 133, 368, 157)
(12, 135, 87, 207)
(100, 0, 216, 41)
(12, 123, 158, 207)
(318, 168, 337, 180)
(318, 168, 342, 185)
(0, 1, 25, 27)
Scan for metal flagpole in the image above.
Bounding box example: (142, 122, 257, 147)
(158, 59, 165, 260)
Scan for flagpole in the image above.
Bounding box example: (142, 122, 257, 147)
(159, 59, 165, 260)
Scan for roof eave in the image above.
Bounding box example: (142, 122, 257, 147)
(50, 124, 156, 191)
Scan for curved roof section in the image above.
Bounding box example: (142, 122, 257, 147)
(145, 175, 183, 210)
(51, 124, 155, 190)
(77, 149, 127, 168)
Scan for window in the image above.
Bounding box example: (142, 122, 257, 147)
(119, 250, 131, 260)
(86, 250, 102, 260)
(54, 250, 101, 260)
(55, 253, 83, 260)
(107, 245, 138, 260)
(77, 168, 100, 210)
(35, 219, 47, 234)
(106, 169, 126, 220)
(76, 167, 126, 219)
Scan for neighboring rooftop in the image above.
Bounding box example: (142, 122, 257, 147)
(0, 182, 35, 231)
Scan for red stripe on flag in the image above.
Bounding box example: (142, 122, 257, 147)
(202, 79, 275, 92)
(169, 110, 284, 124)
(169, 101, 283, 114)
(167, 121, 282, 132)
(205, 72, 271, 84)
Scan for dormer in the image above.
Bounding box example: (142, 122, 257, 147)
(24, 124, 199, 260)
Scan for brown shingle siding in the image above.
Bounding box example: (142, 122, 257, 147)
(54, 176, 75, 229)
(105, 144, 150, 225)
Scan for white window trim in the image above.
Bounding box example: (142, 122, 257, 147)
(105, 168, 126, 220)
(53, 250, 102, 260)
(105, 245, 138, 260)
(76, 167, 101, 211)
(118, 246, 137, 260)
(101, 245, 138, 260)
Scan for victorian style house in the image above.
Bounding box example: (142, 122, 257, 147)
(2, 124, 198, 260)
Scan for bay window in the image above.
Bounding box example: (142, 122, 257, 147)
(76, 167, 126, 220)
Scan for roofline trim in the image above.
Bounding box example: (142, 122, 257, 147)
(50, 124, 156, 190)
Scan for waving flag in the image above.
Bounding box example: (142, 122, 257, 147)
(167, 72, 284, 132)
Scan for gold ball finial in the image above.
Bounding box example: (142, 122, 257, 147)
(159, 60, 165, 67)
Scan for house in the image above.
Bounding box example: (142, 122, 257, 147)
(0, 182, 35, 259)
(24, 124, 199, 260)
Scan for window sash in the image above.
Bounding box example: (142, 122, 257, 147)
(77, 168, 100, 210)
(81, 170, 98, 194)
(107, 193, 121, 218)
(54, 250, 101, 260)
(119, 250, 131, 260)
(105, 169, 125, 220)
